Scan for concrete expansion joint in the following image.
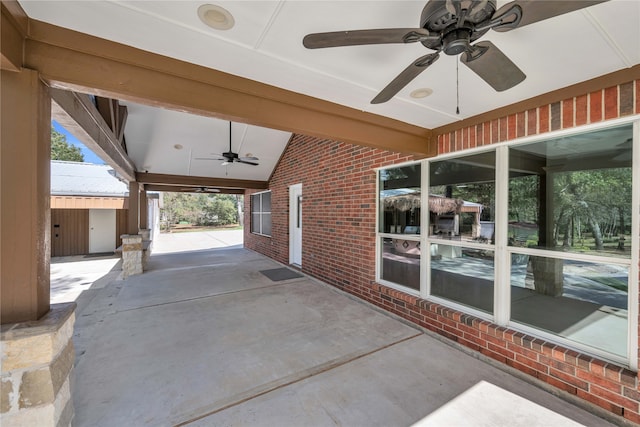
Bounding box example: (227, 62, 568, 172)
(117, 280, 299, 314)
(173, 333, 422, 426)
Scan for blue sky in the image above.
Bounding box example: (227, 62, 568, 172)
(52, 121, 105, 164)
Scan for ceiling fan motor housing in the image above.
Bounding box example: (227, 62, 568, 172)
(420, 0, 496, 51)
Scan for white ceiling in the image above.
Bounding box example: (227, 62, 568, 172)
(121, 101, 291, 181)
(20, 0, 640, 183)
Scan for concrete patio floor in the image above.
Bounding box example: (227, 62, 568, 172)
(54, 231, 619, 426)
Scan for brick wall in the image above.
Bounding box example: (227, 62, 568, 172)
(245, 138, 414, 284)
(245, 79, 640, 423)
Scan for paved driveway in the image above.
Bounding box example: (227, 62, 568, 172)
(54, 231, 615, 426)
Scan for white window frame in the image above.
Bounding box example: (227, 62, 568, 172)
(375, 160, 423, 297)
(375, 116, 640, 369)
(250, 190, 272, 237)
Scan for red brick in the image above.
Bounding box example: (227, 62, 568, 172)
(507, 359, 538, 378)
(526, 108, 537, 135)
(456, 129, 463, 151)
(549, 367, 589, 391)
(487, 342, 515, 360)
(577, 389, 624, 416)
(516, 111, 526, 138)
(507, 114, 517, 139)
(491, 119, 499, 143)
(590, 384, 639, 412)
(514, 354, 548, 374)
(634, 80, 640, 114)
(562, 98, 574, 129)
(619, 81, 634, 116)
(483, 121, 491, 145)
(576, 368, 622, 394)
(507, 343, 539, 360)
(499, 116, 508, 142)
(575, 94, 588, 125)
(604, 86, 618, 120)
(624, 409, 640, 425)
(538, 372, 578, 395)
(475, 124, 483, 146)
(539, 105, 549, 133)
(590, 90, 603, 122)
(469, 126, 476, 148)
(624, 386, 640, 401)
(550, 101, 561, 130)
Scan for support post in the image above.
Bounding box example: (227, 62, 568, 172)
(1, 68, 76, 426)
(127, 181, 140, 235)
(1, 68, 51, 324)
(139, 188, 148, 230)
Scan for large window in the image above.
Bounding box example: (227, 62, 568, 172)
(251, 191, 271, 236)
(378, 164, 421, 292)
(376, 120, 638, 366)
(429, 152, 496, 314)
(508, 124, 633, 359)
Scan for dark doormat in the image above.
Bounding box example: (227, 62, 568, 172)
(84, 252, 115, 258)
(260, 267, 303, 282)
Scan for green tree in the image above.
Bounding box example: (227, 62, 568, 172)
(161, 192, 239, 229)
(51, 127, 84, 162)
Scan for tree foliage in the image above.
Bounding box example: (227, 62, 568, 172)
(161, 193, 241, 227)
(51, 127, 84, 162)
(509, 167, 632, 251)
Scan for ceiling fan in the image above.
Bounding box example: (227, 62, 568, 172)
(197, 121, 260, 166)
(303, 0, 607, 104)
(180, 187, 220, 193)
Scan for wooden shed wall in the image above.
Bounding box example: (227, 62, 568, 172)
(51, 208, 129, 256)
(51, 209, 89, 256)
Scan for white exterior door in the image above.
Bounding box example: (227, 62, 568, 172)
(89, 209, 116, 253)
(289, 184, 302, 266)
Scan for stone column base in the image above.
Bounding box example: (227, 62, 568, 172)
(139, 229, 152, 269)
(1, 303, 76, 427)
(121, 234, 143, 279)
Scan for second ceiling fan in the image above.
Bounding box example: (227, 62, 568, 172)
(198, 121, 260, 166)
(303, 0, 607, 104)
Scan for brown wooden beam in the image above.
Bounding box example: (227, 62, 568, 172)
(117, 104, 128, 145)
(1, 1, 28, 71)
(144, 185, 245, 195)
(24, 20, 434, 157)
(50, 88, 136, 182)
(136, 172, 268, 190)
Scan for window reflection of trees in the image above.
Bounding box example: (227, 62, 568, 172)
(508, 124, 633, 257)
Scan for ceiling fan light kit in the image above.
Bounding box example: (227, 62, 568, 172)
(303, 0, 607, 104)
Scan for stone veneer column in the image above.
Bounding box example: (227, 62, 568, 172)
(121, 234, 143, 278)
(139, 229, 152, 269)
(1, 303, 76, 426)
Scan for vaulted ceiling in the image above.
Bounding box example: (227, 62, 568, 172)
(13, 0, 640, 189)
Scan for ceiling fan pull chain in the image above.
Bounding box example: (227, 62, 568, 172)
(456, 58, 460, 115)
